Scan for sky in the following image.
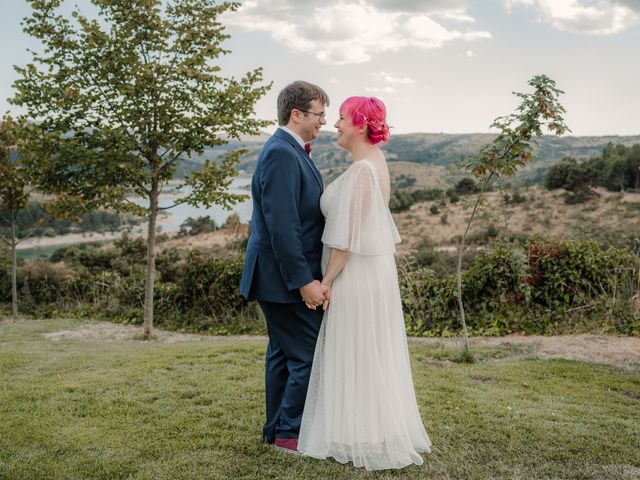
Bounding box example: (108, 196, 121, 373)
(1, 0, 639, 136)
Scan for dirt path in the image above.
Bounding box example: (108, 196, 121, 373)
(411, 335, 640, 370)
(41, 321, 640, 370)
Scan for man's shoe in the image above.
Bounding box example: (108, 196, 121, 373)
(274, 437, 300, 455)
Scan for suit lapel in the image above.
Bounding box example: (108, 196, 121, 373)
(273, 129, 323, 190)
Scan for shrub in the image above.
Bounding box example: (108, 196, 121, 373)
(399, 238, 639, 336)
(455, 177, 477, 195)
(178, 216, 218, 236)
(173, 251, 249, 318)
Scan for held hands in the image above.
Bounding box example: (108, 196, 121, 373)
(300, 280, 326, 310)
(300, 280, 333, 311)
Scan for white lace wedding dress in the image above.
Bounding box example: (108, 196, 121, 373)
(298, 160, 431, 470)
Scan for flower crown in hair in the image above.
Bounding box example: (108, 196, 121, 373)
(356, 113, 389, 130)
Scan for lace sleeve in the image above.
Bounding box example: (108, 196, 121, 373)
(322, 161, 400, 255)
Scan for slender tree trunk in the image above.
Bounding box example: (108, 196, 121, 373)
(11, 219, 18, 319)
(142, 181, 159, 340)
(456, 238, 469, 352)
(455, 172, 494, 352)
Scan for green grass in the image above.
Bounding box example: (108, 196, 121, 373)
(1, 318, 639, 480)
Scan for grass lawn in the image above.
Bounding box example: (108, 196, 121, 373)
(0, 318, 638, 480)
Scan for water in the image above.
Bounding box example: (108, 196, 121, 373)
(16, 175, 254, 259)
(153, 175, 253, 231)
(16, 244, 68, 260)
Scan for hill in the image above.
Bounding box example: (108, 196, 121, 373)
(176, 132, 640, 179)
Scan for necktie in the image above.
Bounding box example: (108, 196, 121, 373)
(304, 143, 312, 155)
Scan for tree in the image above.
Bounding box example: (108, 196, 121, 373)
(455, 75, 569, 357)
(545, 156, 578, 190)
(12, 0, 271, 338)
(0, 115, 41, 319)
(454, 177, 477, 195)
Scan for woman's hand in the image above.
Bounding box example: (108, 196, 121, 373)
(321, 281, 332, 311)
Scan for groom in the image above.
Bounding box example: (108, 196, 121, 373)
(240, 81, 330, 451)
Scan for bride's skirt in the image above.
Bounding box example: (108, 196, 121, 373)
(298, 254, 431, 470)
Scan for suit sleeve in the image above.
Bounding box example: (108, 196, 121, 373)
(259, 144, 314, 291)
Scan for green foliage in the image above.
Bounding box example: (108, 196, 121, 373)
(545, 144, 640, 198)
(400, 238, 639, 336)
(455, 177, 477, 194)
(0, 115, 30, 226)
(389, 187, 443, 212)
(0, 201, 133, 239)
(177, 215, 218, 236)
(393, 173, 417, 189)
(14, 0, 271, 216)
(453, 75, 570, 349)
(400, 267, 458, 336)
(174, 251, 246, 315)
(11, 240, 260, 333)
(12, 0, 272, 334)
(5, 236, 639, 337)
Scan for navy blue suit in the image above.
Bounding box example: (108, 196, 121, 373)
(240, 128, 324, 442)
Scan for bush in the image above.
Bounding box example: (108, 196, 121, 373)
(174, 251, 246, 316)
(399, 266, 458, 336)
(503, 190, 526, 204)
(5, 236, 638, 337)
(178, 216, 218, 236)
(399, 238, 640, 336)
(455, 177, 477, 195)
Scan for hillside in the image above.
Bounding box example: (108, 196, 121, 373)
(393, 186, 640, 254)
(177, 132, 640, 180)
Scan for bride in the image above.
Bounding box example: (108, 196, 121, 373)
(297, 96, 431, 470)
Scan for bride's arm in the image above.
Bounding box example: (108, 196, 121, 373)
(321, 247, 351, 310)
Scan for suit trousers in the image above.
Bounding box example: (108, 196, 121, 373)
(258, 299, 324, 442)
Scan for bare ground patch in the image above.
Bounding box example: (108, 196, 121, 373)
(411, 334, 640, 370)
(41, 320, 640, 370)
(42, 321, 262, 345)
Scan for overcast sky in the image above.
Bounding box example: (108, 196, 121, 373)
(1, 0, 639, 136)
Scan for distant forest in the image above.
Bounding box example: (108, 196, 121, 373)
(0, 202, 140, 239)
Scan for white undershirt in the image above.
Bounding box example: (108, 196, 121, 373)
(279, 126, 305, 149)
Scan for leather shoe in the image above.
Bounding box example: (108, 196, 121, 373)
(274, 437, 300, 454)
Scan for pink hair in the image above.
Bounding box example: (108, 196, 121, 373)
(339, 96, 390, 144)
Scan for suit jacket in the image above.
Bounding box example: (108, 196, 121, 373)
(240, 128, 325, 303)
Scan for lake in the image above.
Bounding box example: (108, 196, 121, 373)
(151, 175, 253, 231)
(16, 175, 254, 259)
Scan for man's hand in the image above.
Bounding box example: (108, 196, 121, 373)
(300, 280, 325, 310)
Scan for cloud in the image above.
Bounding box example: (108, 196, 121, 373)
(224, 1, 491, 64)
(504, 0, 640, 34)
(372, 72, 416, 85)
(364, 86, 396, 94)
(365, 72, 416, 93)
(364, 71, 416, 95)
